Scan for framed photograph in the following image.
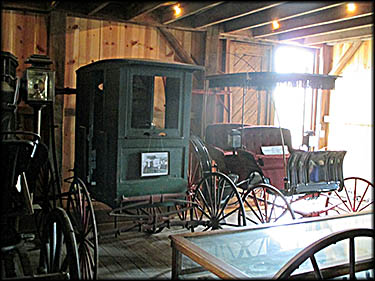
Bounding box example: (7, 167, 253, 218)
(141, 152, 169, 177)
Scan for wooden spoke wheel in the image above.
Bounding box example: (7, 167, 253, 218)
(242, 183, 295, 225)
(324, 177, 374, 214)
(274, 228, 374, 279)
(182, 136, 214, 229)
(39, 207, 80, 279)
(28, 150, 62, 239)
(190, 172, 247, 231)
(66, 176, 98, 280)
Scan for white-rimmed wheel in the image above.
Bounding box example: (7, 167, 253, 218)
(39, 207, 80, 279)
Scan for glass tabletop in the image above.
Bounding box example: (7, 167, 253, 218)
(184, 211, 373, 278)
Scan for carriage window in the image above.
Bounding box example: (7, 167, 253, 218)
(131, 75, 180, 129)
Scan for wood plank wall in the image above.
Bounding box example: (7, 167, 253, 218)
(225, 40, 273, 125)
(1, 10, 47, 78)
(1, 11, 205, 193)
(332, 40, 372, 72)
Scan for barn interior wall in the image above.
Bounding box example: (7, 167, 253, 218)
(327, 39, 373, 182)
(224, 40, 273, 126)
(1, 10, 205, 191)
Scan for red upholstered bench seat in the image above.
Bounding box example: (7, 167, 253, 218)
(205, 124, 296, 191)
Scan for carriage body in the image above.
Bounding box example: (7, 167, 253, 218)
(204, 123, 346, 195)
(75, 59, 203, 208)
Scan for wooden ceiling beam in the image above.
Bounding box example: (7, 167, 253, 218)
(127, 2, 176, 20)
(87, 2, 111, 16)
(1, 1, 51, 13)
(171, 2, 282, 29)
(161, 2, 223, 25)
(270, 15, 374, 42)
(223, 2, 343, 33)
(303, 26, 372, 46)
(251, 2, 373, 39)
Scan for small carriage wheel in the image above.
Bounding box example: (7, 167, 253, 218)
(39, 207, 81, 279)
(324, 177, 374, 214)
(190, 171, 247, 231)
(274, 228, 373, 279)
(66, 176, 99, 280)
(242, 183, 295, 224)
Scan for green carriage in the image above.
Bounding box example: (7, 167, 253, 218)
(74, 59, 206, 232)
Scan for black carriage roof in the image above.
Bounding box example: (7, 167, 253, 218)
(206, 72, 340, 90)
(76, 58, 204, 73)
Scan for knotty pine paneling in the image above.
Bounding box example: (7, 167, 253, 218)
(1, 10, 47, 77)
(1, 10, 203, 194)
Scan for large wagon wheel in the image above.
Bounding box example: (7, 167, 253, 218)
(65, 176, 98, 280)
(324, 177, 374, 214)
(190, 171, 247, 231)
(39, 207, 81, 279)
(242, 183, 295, 225)
(274, 228, 374, 279)
(27, 142, 62, 239)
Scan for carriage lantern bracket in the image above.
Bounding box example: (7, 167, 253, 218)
(230, 129, 241, 151)
(23, 54, 55, 105)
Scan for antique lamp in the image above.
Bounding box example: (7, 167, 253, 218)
(23, 54, 55, 135)
(230, 129, 241, 151)
(24, 54, 55, 105)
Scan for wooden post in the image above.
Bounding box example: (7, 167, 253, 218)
(47, 11, 66, 190)
(318, 44, 333, 150)
(203, 25, 221, 132)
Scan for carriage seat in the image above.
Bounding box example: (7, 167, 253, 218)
(239, 126, 296, 190)
(205, 123, 251, 151)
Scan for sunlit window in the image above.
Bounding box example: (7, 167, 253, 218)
(273, 46, 314, 148)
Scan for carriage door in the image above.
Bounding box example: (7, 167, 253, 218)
(88, 70, 106, 187)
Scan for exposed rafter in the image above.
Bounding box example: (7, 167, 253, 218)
(1, 1, 373, 46)
(303, 26, 372, 46)
(274, 15, 373, 42)
(169, 2, 282, 29)
(161, 2, 223, 25)
(222, 2, 344, 33)
(251, 2, 373, 39)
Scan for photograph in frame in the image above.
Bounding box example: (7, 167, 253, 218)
(141, 152, 169, 177)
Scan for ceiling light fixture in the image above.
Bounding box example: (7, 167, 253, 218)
(347, 3, 356, 12)
(173, 4, 181, 16)
(272, 20, 280, 30)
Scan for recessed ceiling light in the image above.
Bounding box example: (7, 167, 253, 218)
(272, 20, 280, 30)
(347, 3, 356, 12)
(173, 4, 181, 16)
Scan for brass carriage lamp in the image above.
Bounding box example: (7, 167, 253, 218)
(24, 54, 55, 104)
